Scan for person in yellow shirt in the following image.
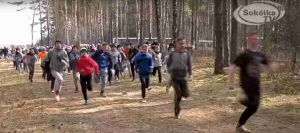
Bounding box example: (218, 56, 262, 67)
(39, 47, 48, 79)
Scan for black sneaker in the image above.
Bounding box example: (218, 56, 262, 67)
(100, 92, 107, 97)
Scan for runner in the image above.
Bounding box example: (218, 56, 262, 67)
(76, 48, 99, 105)
(164, 46, 175, 93)
(117, 45, 127, 77)
(228, 33, 278, 133)
(109, 44, 121, 83)
(22, 50, 29, 73)
(39, 47, 48, 79)
(91, 43, 112, 97)
(42, 40, 69, 102)
(122, 44, 132, 77)
(42, 53, 56, 92)
(15, 48, 23, 73)
(26, 48, 37, 82)
(151, 45, 163, 85)
(134, 44, 154, 103)
(69, 46, 81, 93)
(129, 44, 140, 81)
(167, 38, 192, 119)
(66, 47, 72, 75)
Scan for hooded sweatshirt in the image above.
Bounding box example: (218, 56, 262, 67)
(76, 56, 99, 76)
(69, 52, 80, 70)
(15, 52, 23, 62)
(26, 53, 37, 65)
(91, 49, 112, 70)
(42, 48, 69, 72)
(134, 52, 154, 77)
(109, 50, 121, 65)
(167, 51, 192, 79)
(153, 51, 163, 67)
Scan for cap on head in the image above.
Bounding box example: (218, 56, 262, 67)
(80, 48, 87, 53)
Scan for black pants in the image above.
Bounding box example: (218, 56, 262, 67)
(238, 86, 260, 125)
(80, 75, 92, 101)
(50, 79, 55, 90)
(130, 62, 135, 80)
(140, 76, 150, 99)
(152, 66, 162, 83)
(13, 61, 16, 70)
(28, 64, 35, 79)
(108, 64, 120, 82)
(67, 67, 71, 73)
(172, 78, 190, 115)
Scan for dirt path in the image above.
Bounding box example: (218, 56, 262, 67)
(0, 62, 299, 133)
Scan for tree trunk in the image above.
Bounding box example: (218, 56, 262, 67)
(214, 0, 224, 74)
(191, 0, 195, 47)
(31, 4, 36, 47)
(39, 0, 43, 46)
(149, 0, 152, 41)
(47, 0, 50, 46)
(116, 0, 119, 44)
(155, 0, 162, 49)
(223, 0, 229, 67)
(230, 0, 238, 63)
(140, 0, 144, 45)
(173, 0, 178, 41)
(64, 0, 69, 45)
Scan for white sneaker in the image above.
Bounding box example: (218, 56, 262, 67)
(142, 99, 147, 103)
(236, 125, 251, 133)
(182, 97, 186, 101)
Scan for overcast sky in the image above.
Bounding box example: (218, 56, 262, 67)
(0, 0, 40, 46)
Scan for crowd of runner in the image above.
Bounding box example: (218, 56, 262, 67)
(0, 33, 279, 133)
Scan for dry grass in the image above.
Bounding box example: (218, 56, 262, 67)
(0, 59, 299, 133)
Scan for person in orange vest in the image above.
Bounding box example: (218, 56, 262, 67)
(39, 47, 48, 79)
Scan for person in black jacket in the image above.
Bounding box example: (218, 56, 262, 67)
(129, 44, 140, 81)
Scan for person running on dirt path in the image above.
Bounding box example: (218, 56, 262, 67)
(167, 38, 192, 119)
(109, 44, 121, 83)
(69, 46, 81, 93)
(26, 48, 37, 82)
(66, 47, 72, 75)
(134, 44, 154, 103)
(228, 33, 279, 133)
(42, 40, 69, 102)
(76, 48, 99, 105)
(42, 54, 56, 92)
(15, 48, 23, 73)
(129, 44, 140, 82)
(164, 46, 175, 93)
(91, 43, 112, 97)
(151, 44, 163, 86)
(22, 50, 29, 73)
(39, 47, 48, 79)
(117, 45, 127, 77)
(122, 44, 132, 77)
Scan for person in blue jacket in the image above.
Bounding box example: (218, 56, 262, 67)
(91, 43, 112, 97)
(134, 44, 154, 103)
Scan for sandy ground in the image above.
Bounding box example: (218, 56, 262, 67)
(0, 61, 299, 133)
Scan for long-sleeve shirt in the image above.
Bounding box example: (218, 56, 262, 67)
(76, 56, 99, 77)
(134, 52, 154, 77)
(167, 51, 192, 79)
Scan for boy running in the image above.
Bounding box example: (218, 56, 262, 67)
(91, 43, 112, 97)
(164, 46, 175, 93)
(76, 48, 99, 105)
(134, 44, 154, 103)
(26, 48, 37, 82)
(167, 38, 192, 119)
(42, 40, 69, 101)
(15, 48, 23, 73)
(39, 47, 47, 79)
(151, 45, 163, 85)
(69, 46, 81, 92)
(228, 33, 278, 133)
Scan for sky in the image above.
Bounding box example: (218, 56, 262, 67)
(0, 0, 40, 46)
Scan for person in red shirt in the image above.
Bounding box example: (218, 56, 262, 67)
(76, 48, 99, 105)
